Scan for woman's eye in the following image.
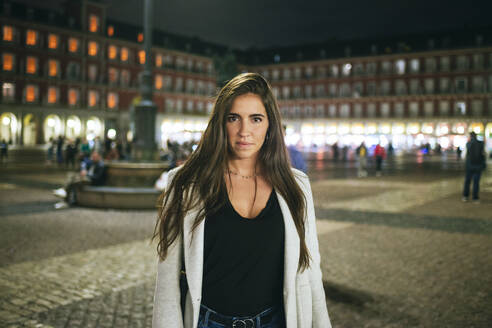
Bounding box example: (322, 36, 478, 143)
(227, 116, 238, 122)
(253, 117, 262, 123)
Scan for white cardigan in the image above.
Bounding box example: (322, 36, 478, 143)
(152, 167, 332, 328)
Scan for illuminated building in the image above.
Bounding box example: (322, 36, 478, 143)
(0, 0, 218, 146)
(239, 32, 492, 153)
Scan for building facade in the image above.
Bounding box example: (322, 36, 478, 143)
(246, 44, 492, 153)
(1, 0, 492, 155)
(0, 0, 217, 149)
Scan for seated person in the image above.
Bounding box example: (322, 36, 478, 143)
(53, 151, 105, 205)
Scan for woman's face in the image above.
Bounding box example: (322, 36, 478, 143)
(226, 93, 269, 161)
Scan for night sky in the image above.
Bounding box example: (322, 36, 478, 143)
(17, 0, 492, 49)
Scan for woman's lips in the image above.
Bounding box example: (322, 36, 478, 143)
(237, 142, 252, 147)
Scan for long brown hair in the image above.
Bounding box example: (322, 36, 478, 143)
(152, 72, 310, 271)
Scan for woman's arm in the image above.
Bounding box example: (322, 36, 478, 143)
(152, 168, 185, 328)
(297, 171, 332, 327)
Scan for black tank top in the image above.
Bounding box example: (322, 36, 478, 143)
(202, 190, 285, 316)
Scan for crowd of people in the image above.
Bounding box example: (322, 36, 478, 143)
(46, 135, 130, 169)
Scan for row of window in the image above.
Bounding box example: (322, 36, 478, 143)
(280, 100, 489, 120)
(2, 25, 213, 73)
(1, 54, 216, 94)
(1, 82, 214, 113)
(260, 53, 492, 81)
(273, 75, 492, 99)
(1, 83, 119, 109)
(165, 98, 214, 115)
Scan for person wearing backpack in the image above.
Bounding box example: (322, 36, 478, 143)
(462, 132, 486, 203)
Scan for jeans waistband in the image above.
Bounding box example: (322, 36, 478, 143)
(199, 304, 279, 328)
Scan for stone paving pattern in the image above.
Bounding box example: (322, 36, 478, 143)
(1, 159, 492, 327)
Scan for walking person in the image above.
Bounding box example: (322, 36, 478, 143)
(152, 73, 331, 328)
(374, 142, 386, 176)
(462, 132, 486, 203)
(356, 141, 368, 177)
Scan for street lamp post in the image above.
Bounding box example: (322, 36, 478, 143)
(134, 0, 157, 161)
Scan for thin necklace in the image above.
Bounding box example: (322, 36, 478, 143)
(227, 169, 259, 179)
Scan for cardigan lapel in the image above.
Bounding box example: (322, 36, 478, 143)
(182, 208, 204, 327)
(276, 191, 300, 327)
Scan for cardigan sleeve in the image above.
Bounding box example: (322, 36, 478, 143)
(152, 168, 185, 328)
(296, 170, 332, 327)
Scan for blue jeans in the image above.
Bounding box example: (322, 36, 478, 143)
(463, 166, 483, 200)
(197, 304, 286, 328)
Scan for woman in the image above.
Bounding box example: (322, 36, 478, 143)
(152, 73, 331, 328)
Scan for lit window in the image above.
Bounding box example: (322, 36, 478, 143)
(155, 54, 162, 67)
(89, 14, 99, 33)
(108, 45, 117, 60)
(155, 75, 163, 90)
(26, 56, 37, 74)
(108, 68, 119, 84)
(47, 87, 58, 104)
(25, 85, 37, 102)
(395, 59, 405, 75)
(88, 90, 98, 107)
(138, 50, 145, 64)
(68, 88, 79, 105)
(26, 29, 37, 46)
(88, 41, 98, 56)
(2, 83, 15, 100)
(48, 60, 58, 77)
(138, 33, 143, 42)
(48, 34, 58, 49)
(2, 53, 13, 71)
(120, 47, 129, 61)
(107, 25, 114, 37)
(68, 38, 79, 53)
(107, 92, 118, 108)
(3, 26, 13, 41)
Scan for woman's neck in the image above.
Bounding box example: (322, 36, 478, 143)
(227, 157, 259, 175)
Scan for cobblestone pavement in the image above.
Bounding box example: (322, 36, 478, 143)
(1, 161, 491, 327)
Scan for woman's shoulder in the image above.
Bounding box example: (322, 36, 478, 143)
(291, 168, 310, 189)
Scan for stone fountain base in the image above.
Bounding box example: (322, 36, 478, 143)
(76, 161, 169, 210)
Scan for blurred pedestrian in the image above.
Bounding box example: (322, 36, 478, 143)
(56, 135, 64, 166)
(332, 142, 339, 162)
(0, 139, 8, 164)
(47, 137, 55, 164)
(152, 73, 330, 328)
(374, 142, 386, 176)
(456, 146, 462, 160)
(356, 142, 368, 177)
(283, 125, 307, 173)
(462, 132, 486, 203)
(65, 140, 77, 169)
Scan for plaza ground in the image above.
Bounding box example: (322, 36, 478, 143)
(1, 155, 491, 327)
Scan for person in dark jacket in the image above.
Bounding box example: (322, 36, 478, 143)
(53, 151, 106, 205)
(462, 132, 486, 203)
